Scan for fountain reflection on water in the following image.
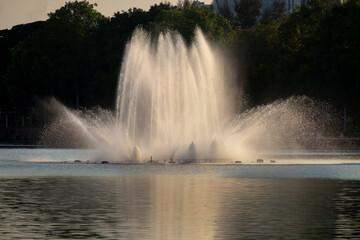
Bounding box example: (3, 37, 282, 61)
(43, 28, 337, 163)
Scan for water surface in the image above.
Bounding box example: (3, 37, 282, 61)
(0, 148, 360, 239)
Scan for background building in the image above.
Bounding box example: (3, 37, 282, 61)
(213, 0, 305, 19)
(193, 0, 212, 8)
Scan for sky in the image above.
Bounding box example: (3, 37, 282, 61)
(0, 0, 212, 30)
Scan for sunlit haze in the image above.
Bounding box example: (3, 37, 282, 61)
(0, 0, 212, 30)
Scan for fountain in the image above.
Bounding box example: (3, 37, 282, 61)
(42, 28, 338, 163)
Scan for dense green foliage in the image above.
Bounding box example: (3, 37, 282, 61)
(4, 1, 106, 108)
(0, 21, 45, 109)
(235, 0, 262, 28)
(260, 0, 286, 24)
(150, 4, 232, 43)
(0, 1, 232, 110)
(0, 0, 360, 132)
(240, 0, 360, 111)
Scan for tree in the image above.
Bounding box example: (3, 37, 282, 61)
(260, 0, 286, 25)
(311, 0, 360, 112)
(150, 5, 233, 44)
(5, 1, 105, 108)
(217, 0, 234, 22)
(236, 21, 285, 104)
(78, 6, 155, 108)
(234, 0, 344, 107)
(0, 21, 45, 109)
(47, 1, 104, 37)
(234, 0, 262, 28)
(177, 0, 194, 9)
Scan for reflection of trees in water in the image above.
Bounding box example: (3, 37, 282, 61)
(0, 176, 219, 239)
(0, 176, 359, 239)
(335, 181, 360, 239)
(0, 177, 153, 239)
(214, 179, 339, 239)
(215, 179, 360, 239)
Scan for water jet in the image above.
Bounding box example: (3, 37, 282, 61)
(42, 28, 338, 163)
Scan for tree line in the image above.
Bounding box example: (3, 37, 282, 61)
(0, 0, 359, 133)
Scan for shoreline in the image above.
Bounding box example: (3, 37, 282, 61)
(17, 159, 360, 165)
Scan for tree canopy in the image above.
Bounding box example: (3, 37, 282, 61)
(236, 0, 360, 133)
(235, 0, 262, 28)
(1, 0, 360, 134)
(2, 1, 232, 109)
(260, 0, 286, 25)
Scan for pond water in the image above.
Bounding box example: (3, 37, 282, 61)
(0, 148, 360, 239)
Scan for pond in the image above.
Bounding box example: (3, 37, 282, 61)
(0, 148, 359, 239)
